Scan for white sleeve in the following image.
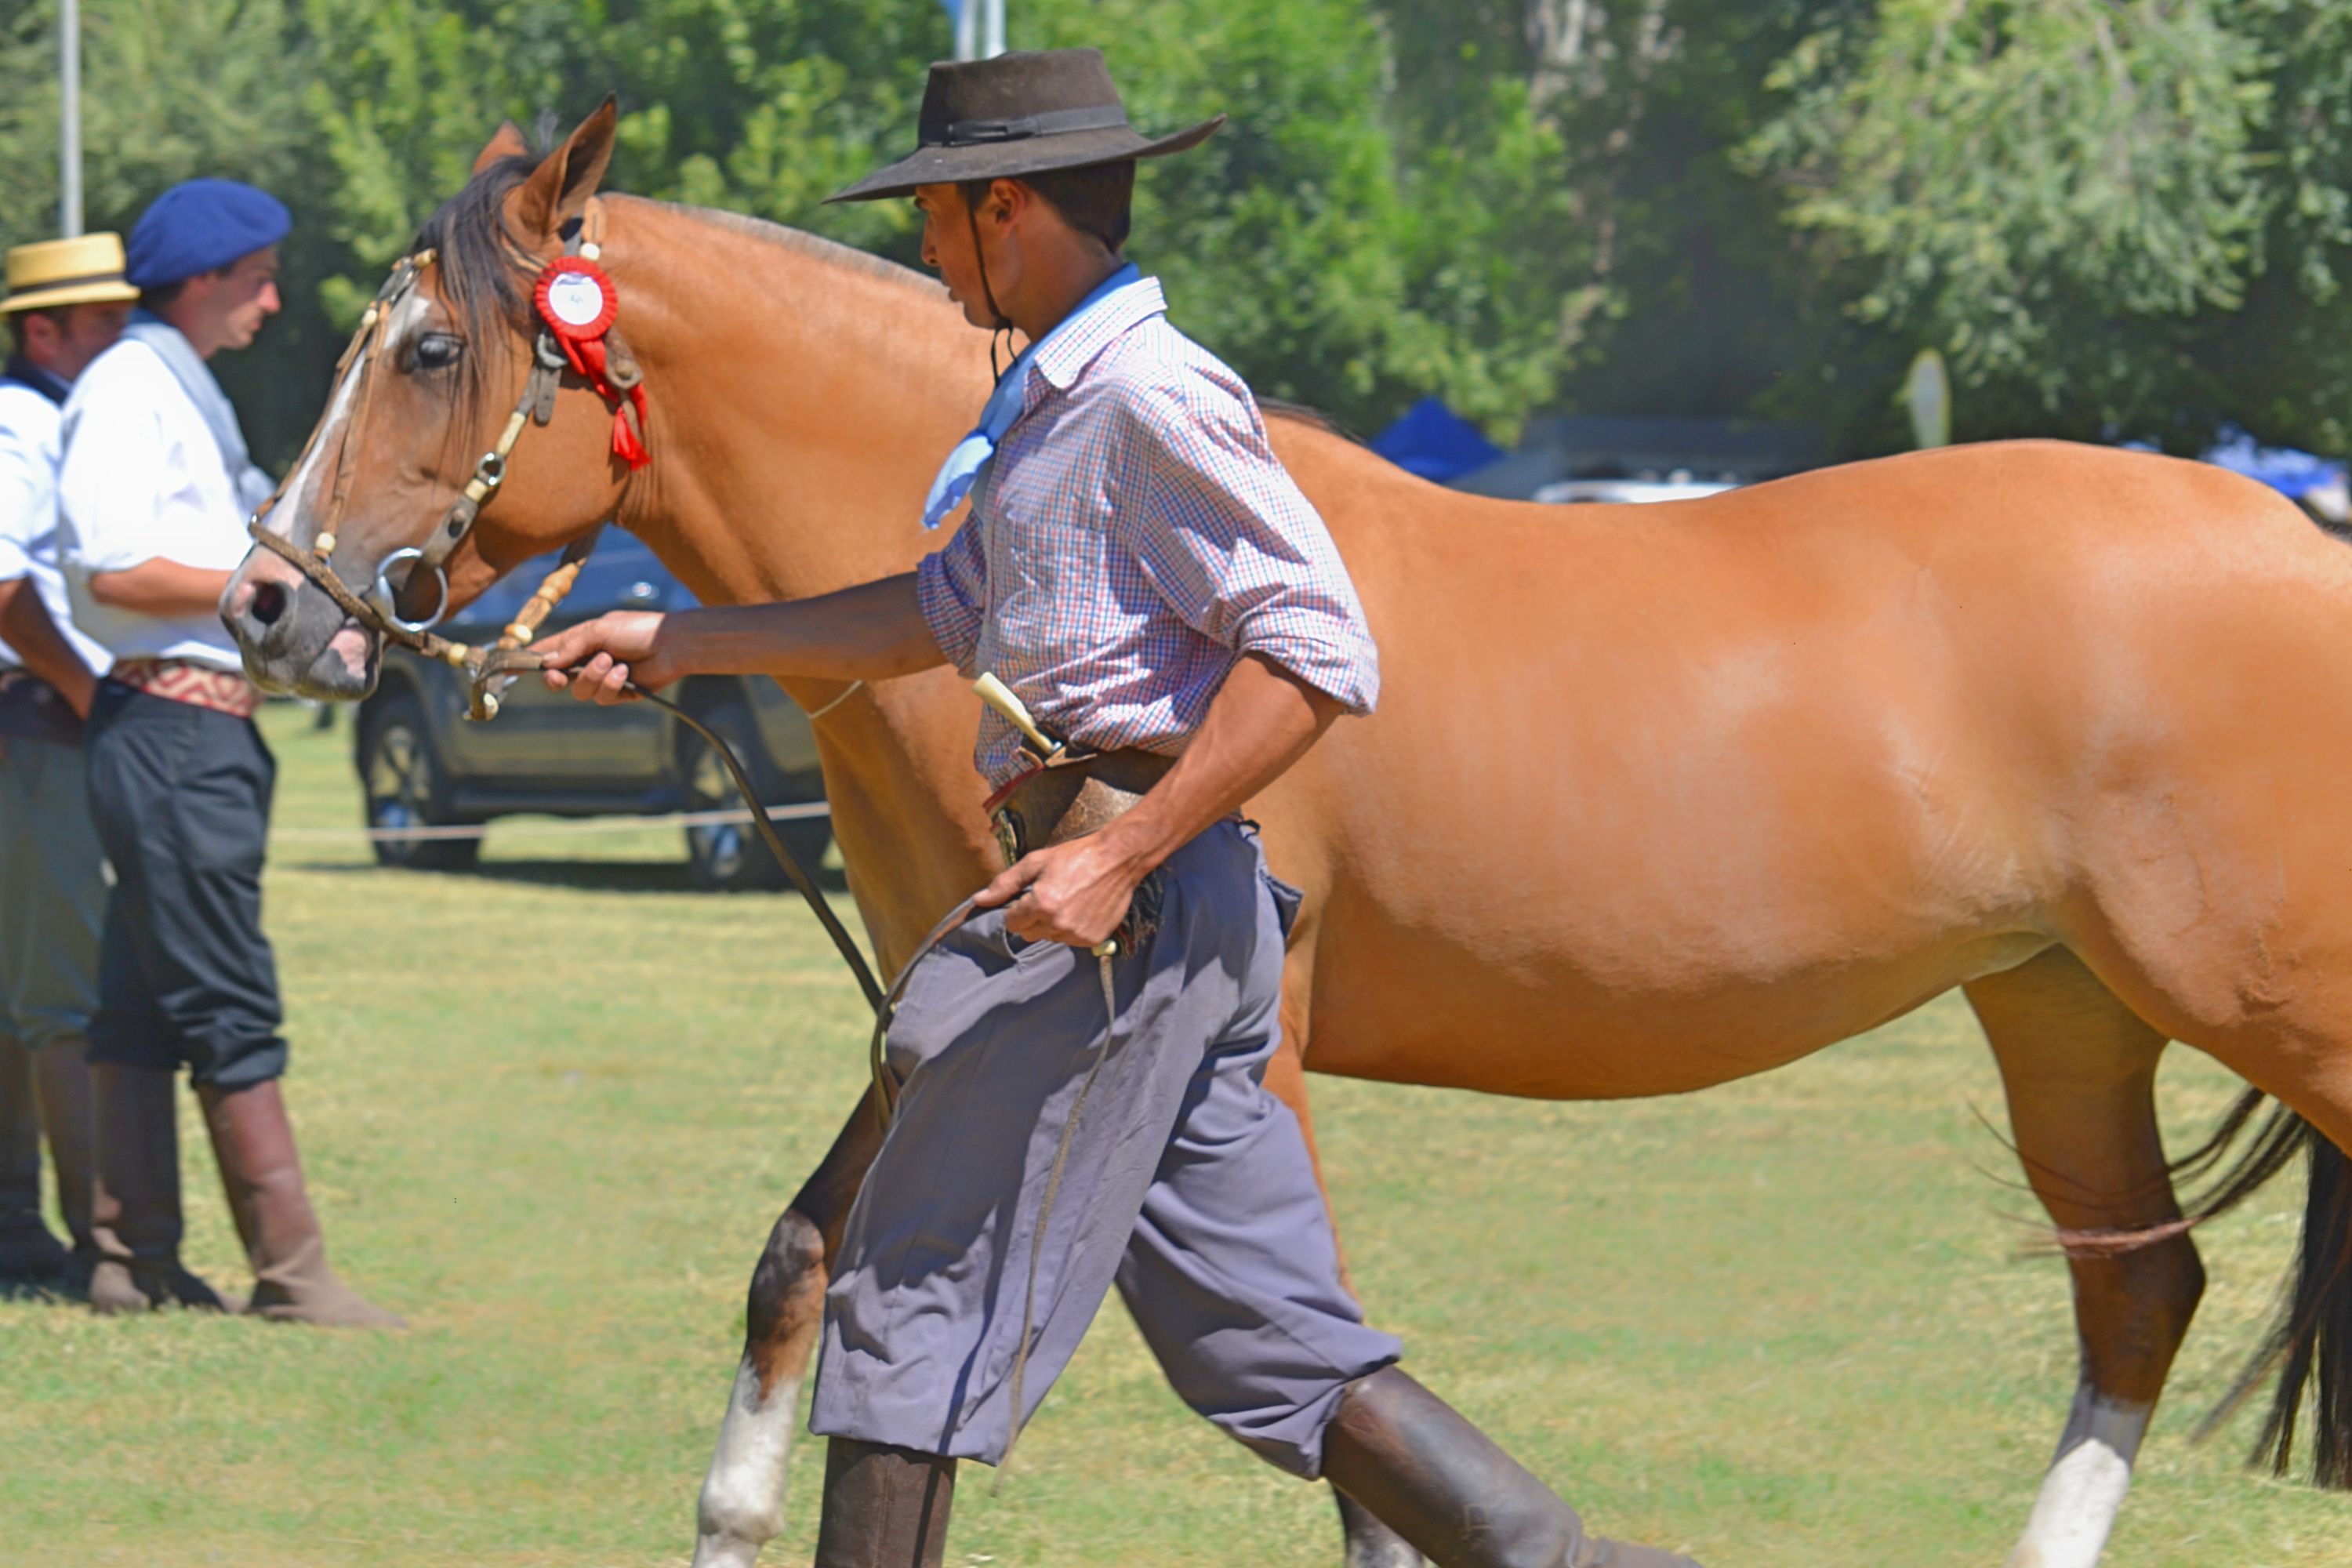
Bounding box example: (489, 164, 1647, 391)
(56, 376, 176, 577)
(0, 423, 39, 583)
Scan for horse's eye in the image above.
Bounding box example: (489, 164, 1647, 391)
(413, 333, 464, 372)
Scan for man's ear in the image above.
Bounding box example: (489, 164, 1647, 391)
(986, 178, 1029, 226)
(472, 121, 530, 177)
(511, 98, 619, 242)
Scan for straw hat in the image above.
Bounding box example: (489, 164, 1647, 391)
(2, 233, 141, 314)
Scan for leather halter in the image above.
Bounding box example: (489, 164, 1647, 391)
(240, 201, 887, 1016)
(244, 199, 626, 718)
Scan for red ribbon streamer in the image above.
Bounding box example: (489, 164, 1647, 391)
(533, 258, 651, 470)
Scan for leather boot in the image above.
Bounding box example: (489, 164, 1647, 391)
(1320, 1368, 1706, 1568)
(30, 1036, 126, 1298)
(196, 1080, 402, 1329)
(811, 1438, 957, 1568)
(86, 1063, 228, 1313)
(0, 1034, 68, 1289)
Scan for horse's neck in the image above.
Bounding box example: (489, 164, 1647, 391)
(610, 200, 983, 596)
(606, 199, 1004, 956)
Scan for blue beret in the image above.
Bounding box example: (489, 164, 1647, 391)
(125, 179, 291, 290)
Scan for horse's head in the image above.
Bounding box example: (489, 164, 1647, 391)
(225, 103, 638, 699)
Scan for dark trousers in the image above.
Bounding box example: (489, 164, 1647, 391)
(83, 681, 288, 1088)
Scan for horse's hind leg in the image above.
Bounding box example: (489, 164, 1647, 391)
(692, 1087, 884, 1568)
(1964, 950, 2205, 1568)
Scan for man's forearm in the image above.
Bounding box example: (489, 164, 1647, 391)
(0, 578, 97, 715)
(1095, 653, 1342, 877)
(663, 572, 946, 684)
(88, 558, 235, 618)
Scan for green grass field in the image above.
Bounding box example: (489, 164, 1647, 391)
(2, 703, 2347, 1566)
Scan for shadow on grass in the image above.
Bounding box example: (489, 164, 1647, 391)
(294, 858, 849, 895)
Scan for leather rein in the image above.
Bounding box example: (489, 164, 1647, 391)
(242, 200, 884, 1014)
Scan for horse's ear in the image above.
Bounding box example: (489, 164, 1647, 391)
(512, 97, 618, 242)
(472, 121, 529, 176)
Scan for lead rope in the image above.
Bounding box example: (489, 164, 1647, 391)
(256, 214, 1103, 1483)
(996, 949, 1120, 1487)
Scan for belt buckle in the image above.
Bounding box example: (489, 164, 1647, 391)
(991, 806, 1025, 868)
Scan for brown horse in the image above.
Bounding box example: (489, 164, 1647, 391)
(227, 109, 2352, 1568)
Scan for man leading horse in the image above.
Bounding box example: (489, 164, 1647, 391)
(535, 49, 1700, 1568)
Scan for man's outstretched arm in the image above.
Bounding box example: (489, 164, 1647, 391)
(975, 652, 1344, 949)
(534, 572, 946, 702)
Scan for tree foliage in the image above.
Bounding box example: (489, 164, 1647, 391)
(2, 0, 2350, 465)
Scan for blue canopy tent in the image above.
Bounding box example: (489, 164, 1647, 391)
(2199, 426, 2347, 502)
(1370, 397, 1504, 484)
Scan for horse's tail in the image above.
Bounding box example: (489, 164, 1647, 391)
(2180, 1088, 2352, 1486)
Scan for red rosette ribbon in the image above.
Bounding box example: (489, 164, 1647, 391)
(533, 256, 650, 470)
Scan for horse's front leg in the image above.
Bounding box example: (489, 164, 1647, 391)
(693, 1087, 884, 1568)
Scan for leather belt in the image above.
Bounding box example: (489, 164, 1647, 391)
(989, 749, 1178, 864)
(107, 659, 263, 720)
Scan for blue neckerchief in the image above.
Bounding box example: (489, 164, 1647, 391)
(122, 309, 275, 515)
(920, 262, 1143, 529)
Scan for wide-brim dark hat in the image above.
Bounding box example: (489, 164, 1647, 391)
(827, 47, 1222, 204)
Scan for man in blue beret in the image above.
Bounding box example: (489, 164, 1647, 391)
(54, 178, 399, 1327)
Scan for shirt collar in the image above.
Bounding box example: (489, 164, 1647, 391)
(0, 355, 70, 406)
(1028, 267, 1164, 395)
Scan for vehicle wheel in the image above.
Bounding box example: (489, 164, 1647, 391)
(356, 689, 481, 872)
(681, 698, 829, 892)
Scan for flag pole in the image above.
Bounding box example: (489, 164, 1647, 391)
(60, 0, 83, 235)
(983, 0, 1004, 58)
(953, 0, 979, 61)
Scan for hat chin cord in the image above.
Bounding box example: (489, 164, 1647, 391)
(966, 198, 1019, 377)
(964, 193, 1123, 378)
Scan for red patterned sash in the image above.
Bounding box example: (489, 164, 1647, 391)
(110, 659, 263, 720)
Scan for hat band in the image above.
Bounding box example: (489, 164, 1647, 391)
(9, 267, 129, 296)
(930, 103, 1132, 147)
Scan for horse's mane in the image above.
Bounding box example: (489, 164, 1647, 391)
(411, 162, 1359, 445)
(659, 202, 936, 292)
(410, 153, 544, 429)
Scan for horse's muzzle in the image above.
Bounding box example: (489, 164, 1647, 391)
(223, 544, 380, 700)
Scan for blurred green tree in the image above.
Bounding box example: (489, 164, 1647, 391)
(4, 0, 2350, 466)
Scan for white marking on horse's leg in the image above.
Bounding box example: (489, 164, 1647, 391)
(691, 1356, 800, 1568)
(2004, 1382, 2150, 1568)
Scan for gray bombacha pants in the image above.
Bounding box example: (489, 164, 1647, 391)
(809, 820, 1401, 1475)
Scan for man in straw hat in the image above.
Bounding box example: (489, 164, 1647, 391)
(538, 48, 1701, 1567)
(0, 232, 136, 1297)
(54, 180, 398, 1328)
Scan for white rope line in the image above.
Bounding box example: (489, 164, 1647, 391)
(270, 799, 831, 844)
(801, 679, 864, 724)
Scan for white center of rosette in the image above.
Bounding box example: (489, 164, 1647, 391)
(546, 271, 608, 328)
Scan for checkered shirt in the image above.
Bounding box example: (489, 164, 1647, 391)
(915, 276, 1378, 790)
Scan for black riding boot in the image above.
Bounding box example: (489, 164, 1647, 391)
(0, 1034, 68, 1288)
(811, 1437, 956, 1568)
(85, 1064, 228, 1313)
(1320, 1367, 1706, 1568)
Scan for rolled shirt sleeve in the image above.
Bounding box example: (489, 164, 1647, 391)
(1111, 376, 1379, 714)
(914, 514, 989, 677)
(56, 391, 176, 577)
(0, 423, 41, 583)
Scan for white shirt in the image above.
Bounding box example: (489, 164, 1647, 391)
(55, 337, 251, 672)
(0, 374, 109, 676)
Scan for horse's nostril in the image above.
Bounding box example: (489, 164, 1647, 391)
(249, 581, 289, 627)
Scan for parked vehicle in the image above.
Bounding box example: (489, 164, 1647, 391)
(1531, 474, 1740, 505)
(353, 535, 829, 889)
